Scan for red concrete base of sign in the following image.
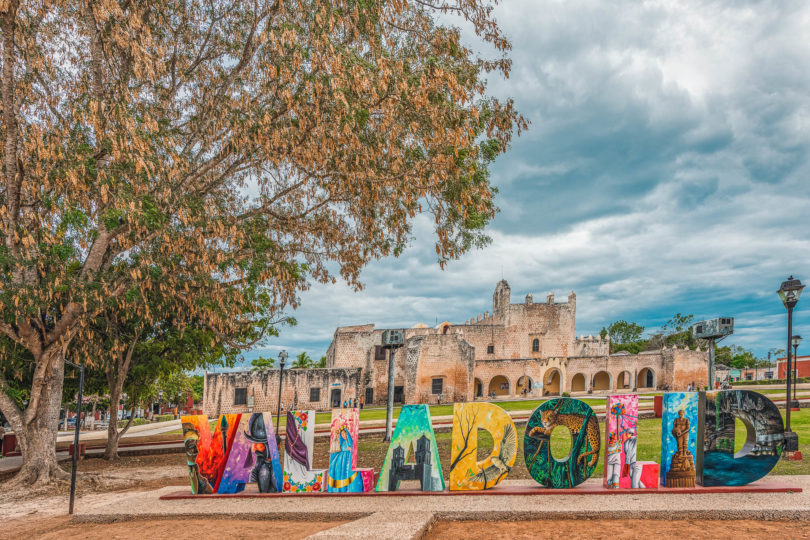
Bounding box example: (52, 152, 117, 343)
(159, 481, 802, 500)
(786, 451, 804, 461)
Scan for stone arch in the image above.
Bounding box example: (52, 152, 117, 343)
(488, 375, 510, 397)
(571, 373, 587, 393)
(592, 370, 611, 391)
(616, 370, 632, 390)
(516, 375, 533, 395)
(638, 367, 656, 389)
(474, 377, 484, 398)
(543, 368, 561, 395)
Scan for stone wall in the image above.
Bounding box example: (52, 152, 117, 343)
(203, 367, 362, 415)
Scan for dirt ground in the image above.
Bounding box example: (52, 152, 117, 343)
(424, 518, 810, 539)
(0, 516, 347, 540)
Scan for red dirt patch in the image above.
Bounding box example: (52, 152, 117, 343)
(425, 518, 810, 539)
(0, 517, 347, 540)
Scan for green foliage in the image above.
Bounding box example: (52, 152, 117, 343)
(251, 357, 276, 371)
(733, 377, 810, 386)
(715, 345, 758, 369)
(118, 418, 150, 428)
(317, 355, 327, 368)
(291, 352, 313, 369)
(610, 341, 648, 355)
(606, 320, 645, 344)
(190, 374, 204, 402)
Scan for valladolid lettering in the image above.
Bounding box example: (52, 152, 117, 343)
(181, 390, 785, 494)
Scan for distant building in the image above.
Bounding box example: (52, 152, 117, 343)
(203, 280, 708, 415)
(777, 355, 810, 379)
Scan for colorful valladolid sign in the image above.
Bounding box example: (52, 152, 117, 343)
(181, 390, 787, 494)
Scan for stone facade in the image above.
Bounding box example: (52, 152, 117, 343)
(203, 367, 362, 416)
(203, 280, 709, 414)
(324, 280, 708, 406)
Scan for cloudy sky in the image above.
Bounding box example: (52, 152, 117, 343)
(241, 0, 810, 366)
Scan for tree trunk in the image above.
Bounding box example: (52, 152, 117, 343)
(10, 351, 68, 486)
(89, 400, 96, 431)
(104, 378, 124, 459)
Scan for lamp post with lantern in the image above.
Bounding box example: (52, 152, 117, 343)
(275, 349, 288, 447)
(778, 276, 805, 454)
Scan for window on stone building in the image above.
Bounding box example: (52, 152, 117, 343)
(532, 338, 540, 352)
(374, 345, 386, 361)
(487, 344, 494, 354)
(365, 387, 374, 404)
(431, 378, 443, 395)
(234, 387, 247, 405)
(309, 387, 321, 402)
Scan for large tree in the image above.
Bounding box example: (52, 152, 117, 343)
(0, 0, 524, 485)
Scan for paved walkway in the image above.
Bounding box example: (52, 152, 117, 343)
(56, 419, 182, 443)
(72, 476, 810, 540)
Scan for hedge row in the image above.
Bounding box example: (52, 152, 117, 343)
(732, 377, 810, 386)
(116, 418, 150, 428)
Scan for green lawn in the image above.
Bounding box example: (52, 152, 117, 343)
(170, 406, 810, 478)
(351, 409, 810, 479)
(168, 390, 809, 435)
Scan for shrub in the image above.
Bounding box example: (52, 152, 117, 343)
(156, 414, 175, 422)
(117, 418, 150, 428)
(561, 392, 571, 397)
(732, 377, 809, 386)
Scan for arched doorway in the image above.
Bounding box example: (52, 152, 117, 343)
(616, 370, 632, 389)
(517, 375, 533, 396)
(571, 373, 586, 393)
(593, 371, 611, 391)
(544, 369, 561, 395)
(474, 378, 483, 398)
(488, 375, 510, 397)
(638, 367, 656, 389)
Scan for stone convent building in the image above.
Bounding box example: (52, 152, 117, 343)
(203, 280, 708, 415)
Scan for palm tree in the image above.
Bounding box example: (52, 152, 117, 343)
(317, 355, 327, 368)
(292, 352, 313, 369)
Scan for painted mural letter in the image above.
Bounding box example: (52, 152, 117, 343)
(327, 408, 375, 492)
(181, 412, 283, 494)
(449, 402, 517, 490)
(701, 390, 784, 486)
(604, 394, 658, 489)
(376, 404, 444, 492)
(660, 392, 699, 487)
(524, 398, 600, 488)
(283, 410, 326, 493)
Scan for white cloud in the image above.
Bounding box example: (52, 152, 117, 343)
(250, 0, 810, 362)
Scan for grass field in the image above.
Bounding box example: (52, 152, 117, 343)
(169, 390, 810, 435)
(171, 408, 810, 479)
(350, 409, 810, 479)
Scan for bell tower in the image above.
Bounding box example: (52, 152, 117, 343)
(492, 280, 511, 321)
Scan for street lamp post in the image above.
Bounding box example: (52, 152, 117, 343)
(792, 335, 802, 409)
(778, 276, 805, 454)
(64, 359, 85, 515)
(275, 350, 288, 447)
